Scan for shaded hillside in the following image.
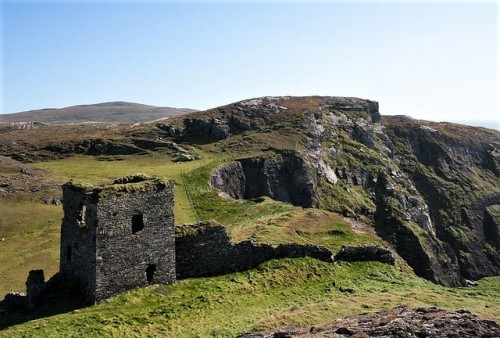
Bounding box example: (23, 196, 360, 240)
(0, 102, 196, 124)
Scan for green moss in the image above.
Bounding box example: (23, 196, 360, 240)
(66, 174, 172, 197)
(318, 180, 375, 222)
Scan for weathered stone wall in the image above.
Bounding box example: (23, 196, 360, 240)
(334, 245, 395, 265)
(59, 176, 176, 303)
(175, 221, 333, 279)
(94, 185, 175, 302)
(25, 270, 45, 310)
(59, 185, 98, 303)
(210, 151, 316, 207)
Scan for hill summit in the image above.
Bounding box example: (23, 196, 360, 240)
(0, 102, 196, 124)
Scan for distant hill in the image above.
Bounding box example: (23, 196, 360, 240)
(0, 102, 196, 124)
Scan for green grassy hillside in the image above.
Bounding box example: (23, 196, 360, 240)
(2, 259, 499, 336)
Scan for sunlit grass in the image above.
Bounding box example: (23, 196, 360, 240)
(34, 151, 219, 225)
(0, 199, 61, 295)
(1, 259, 499, 337)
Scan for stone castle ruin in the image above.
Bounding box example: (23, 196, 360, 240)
(60, 174, 175, 303)
(1, 173, 394, 312)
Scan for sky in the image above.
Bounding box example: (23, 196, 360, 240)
(1, 0, 498, 128)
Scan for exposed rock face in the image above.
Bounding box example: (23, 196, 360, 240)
(183, 118, 229, 142)
(0, 121, 47, 131)
(238, 306, 500, 338)
(384, 116, 500, 282)
(206, 97, 472, 286)
(210, 162, 246, 199)
(334, 245, 395, 265)
(175, 221, 333, 279)
(374, 172, 464, 286)
(211, 151, 316, 207)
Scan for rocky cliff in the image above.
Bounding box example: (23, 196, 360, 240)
(172, 96, 499, 286)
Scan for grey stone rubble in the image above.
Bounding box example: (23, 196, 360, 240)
(238, 305, 500, 338)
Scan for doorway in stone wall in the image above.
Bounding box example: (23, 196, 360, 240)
(146, 264, 156, 283)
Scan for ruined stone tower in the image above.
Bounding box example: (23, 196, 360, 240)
(59, 174, 175, 303)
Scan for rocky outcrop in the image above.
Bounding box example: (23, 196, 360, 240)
(210, 151, 316, 207)
(175, 221, 333, 279)
(182, 118, 229, 142)
(203, 96, 499, 287)
(238, 306, 500, 338)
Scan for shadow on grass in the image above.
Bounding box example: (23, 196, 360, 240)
(0, 300, 85, 330)
(0, 273, 88, 330)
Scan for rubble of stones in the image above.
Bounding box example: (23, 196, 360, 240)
(0, 156, 60, 198)
(0, 121, 47, 132)
(239, 305, 500, 338)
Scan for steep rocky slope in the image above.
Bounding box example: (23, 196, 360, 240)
(163, 96, 499, 286)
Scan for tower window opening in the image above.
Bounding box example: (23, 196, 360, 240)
(132, 213, 144, 234)
(77, 203, 86, 226)
(146, 264, 157, 283)
(66, 245, 72, 262)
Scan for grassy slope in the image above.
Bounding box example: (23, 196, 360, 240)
(0, 201, 61, 296)
(34, 152, 218, 225)
(1, 259, 498, 337)
(0, 150, 214, 295)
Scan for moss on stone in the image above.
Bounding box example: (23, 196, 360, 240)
(65, 174, 172, 197)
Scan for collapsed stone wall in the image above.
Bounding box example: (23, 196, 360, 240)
(175, 221, 333, 279)
(334, 245, 395, 265)
(210, 151, 316, 208)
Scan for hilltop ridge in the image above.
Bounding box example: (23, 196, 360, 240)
(0, 101, 196, 124)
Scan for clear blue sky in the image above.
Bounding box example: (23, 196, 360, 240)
(1, 1, 498, 127)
